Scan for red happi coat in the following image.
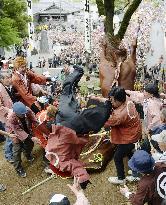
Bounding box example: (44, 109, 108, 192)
(45, 125, 90, 183)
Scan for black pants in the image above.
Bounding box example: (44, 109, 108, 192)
(151, 139, 163, 153)
(114, 143, 135, 180)
(42, 148, 49, 166)
(13, 137, 34, 170)
(0, 122, 5, 143)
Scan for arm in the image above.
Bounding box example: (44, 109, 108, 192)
(90, 96, 107, 103)
(70, 133, 88, 145)
(120, 183, 147, 205)
(129, 183, 148, 205)
(27, 108, 38, 126)
(68, 177, 90, 205)
(27, 70, 47, 85)
(12, 78, 36, 107)
(0, 96, 11, 118)
(104, 110, 127, 127)
(31, 83, 46, 96)
(126, 90, 144, 104)
(147, 101, 162, 131)
(6, 118, 29, 141)
(130, 38, 137, 65)
(151, 130, 166, 142)
(74, 191, 90, 205)
(0, 85, 13, 118)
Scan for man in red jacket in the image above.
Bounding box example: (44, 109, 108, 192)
(12, 56, 55, 114)
(93, 86, 141, 184)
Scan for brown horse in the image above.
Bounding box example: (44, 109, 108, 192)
(99, 38, 137, 97)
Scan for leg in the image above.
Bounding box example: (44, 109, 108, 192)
(63, 159, 90, 189)
(4, 136, 13, 161)
(114, 144, 135, 180)
(0, 122, 5, 143)
(151, 139, 162, 153)
(22, 137, 34, 160)
(42, 148, 49, 166)
(12, 142, 23, 170)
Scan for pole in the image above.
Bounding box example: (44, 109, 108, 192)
(0, 129, 15, 138)
(59, 0, 62, 25)
(26, 0, 34, 57)
(22, 174, 56, 195)
(84, 0, 92, 54)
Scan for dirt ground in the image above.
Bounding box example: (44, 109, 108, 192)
(0, 142, 135, 205)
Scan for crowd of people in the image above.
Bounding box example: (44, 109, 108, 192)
(0, 53, 166, 205)
(1, 2, 166, 205)
(34, 23, 101, 74)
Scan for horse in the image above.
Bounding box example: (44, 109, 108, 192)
(99, 38, 137, 97)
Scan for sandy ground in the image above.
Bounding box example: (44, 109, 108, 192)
(0, 142, 135, 205)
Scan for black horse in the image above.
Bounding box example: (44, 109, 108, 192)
(56, 65, 112, 134)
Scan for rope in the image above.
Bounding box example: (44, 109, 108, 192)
(111, 62, 122, 88)
(80, 132, 108, 156)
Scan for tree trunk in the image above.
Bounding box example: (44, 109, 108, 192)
(96, 0, 105, 16)
(104, 0, 114, 35)
(116, 0, 142, 40)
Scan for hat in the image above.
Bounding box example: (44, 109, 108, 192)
(151, 130, 166, 143)
(49, 194, 70, 205)
(13, 102, 28, 115)
(144, 83, 159, 98)
(128, 150, 155, 173)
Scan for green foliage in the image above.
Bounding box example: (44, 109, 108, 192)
(0, 17, 20, 48)
(115, 0, 131, 11)
(0, 0, 30, 48)
(79, 83, 89, 96)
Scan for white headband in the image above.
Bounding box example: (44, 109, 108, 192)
(50, 194, 66, 203)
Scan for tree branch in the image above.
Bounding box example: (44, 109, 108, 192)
(116, 0, 142, 40)
(104, 0, 114, 35)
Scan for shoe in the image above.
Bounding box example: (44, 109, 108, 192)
(0, 184, 6, 192)
(6, 158, 14, 163)
(108, 177, 126, 185)
(44, 167, 55, 175)
(27, 155, 35, 163)
(128, 170, 132, 175)
(126, 176, 140, 182)
(16, 168, 27, 178)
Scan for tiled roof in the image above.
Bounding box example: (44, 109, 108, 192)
(32, 0, 83, 14)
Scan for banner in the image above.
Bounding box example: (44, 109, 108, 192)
(27, 0, 34, 54)
(84, 0, 91, 53)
